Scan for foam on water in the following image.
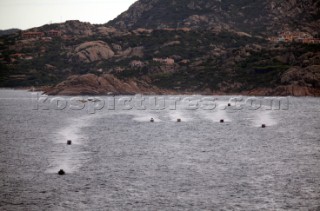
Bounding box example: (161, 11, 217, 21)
(128, 109, 194, 123)
(198, 108, 231, 123)
(1, 90, 320, 210)
(45, 155, 79, 174)
(57, 115, 94, 145)
(252, 111, 277, 127)
(130, 111, 162, 122)
(167, 110, 194, 122)
(46, 115, 96, 174)
(45, 151, 93, 174)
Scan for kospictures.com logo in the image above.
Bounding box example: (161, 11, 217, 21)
(32, 93, 290, 114)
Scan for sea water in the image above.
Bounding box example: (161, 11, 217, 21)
(0, 89, 319, 210)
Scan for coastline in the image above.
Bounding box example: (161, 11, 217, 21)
(1, 86, 319, 97)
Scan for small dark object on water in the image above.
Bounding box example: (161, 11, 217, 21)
(150, 118, 154, 123)
(58, 169, 65, 175)
(220, 119, 224, 123)
(67, 140, 72, 145)
(177, 119, 181, 122)
(228, 103, 231, 107)
(262, 124, 266, 128)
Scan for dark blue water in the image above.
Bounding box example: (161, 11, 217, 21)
(0, 89, 319, 210)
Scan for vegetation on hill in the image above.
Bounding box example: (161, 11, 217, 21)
(0, 0, 319, 95)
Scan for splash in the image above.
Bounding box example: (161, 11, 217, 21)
(45, 151, 92, 174)
(167, 110, 194, 122)
(57, 115, 93, 145)
(252, 111, 277, 127)
(198, 108, 231, 123)
(130, 110, 162, 122)
(46, 115, 95, 174)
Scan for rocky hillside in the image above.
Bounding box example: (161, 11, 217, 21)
(109, 0, 320, 35)
(0, 1, 320, 96)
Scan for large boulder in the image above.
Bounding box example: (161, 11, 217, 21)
(60, 20, 94, 36)
(74, 41, 115, 63)
(44, 74, 166, 95)
(116, 46, 144, 58)
(96, 26, 117, 35)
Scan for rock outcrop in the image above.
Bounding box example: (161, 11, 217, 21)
(44, 74, 167, 95)
(74, 41, 115, 63)
(44, 72, 320, 96)
(116, 46, 144, 58)
(60, 20, 95, 36)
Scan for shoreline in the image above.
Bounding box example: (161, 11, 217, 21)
(0, 87, 319, 97)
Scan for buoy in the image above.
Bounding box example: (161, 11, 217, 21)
(220, 119, 224, 123)
(228, 103, 231, 107)
(67, 140, 72, 145)
(261, 124, 266, 128)
(58, 169, 65, 175)
(177, 119, 181, 122)
(150, 118, 154, 123)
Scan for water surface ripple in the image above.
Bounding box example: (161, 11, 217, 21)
(0, 90, 319, 210)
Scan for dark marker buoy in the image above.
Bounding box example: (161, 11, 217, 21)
(58, 169, 65, 175)
(220, 119, 224, 123)
(67, 140, 72, 145)
(228, 103, 231, 107)
(262, 124, 266, 128)
(150, 118, 154, 123)
(177, 119, 181, 122)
